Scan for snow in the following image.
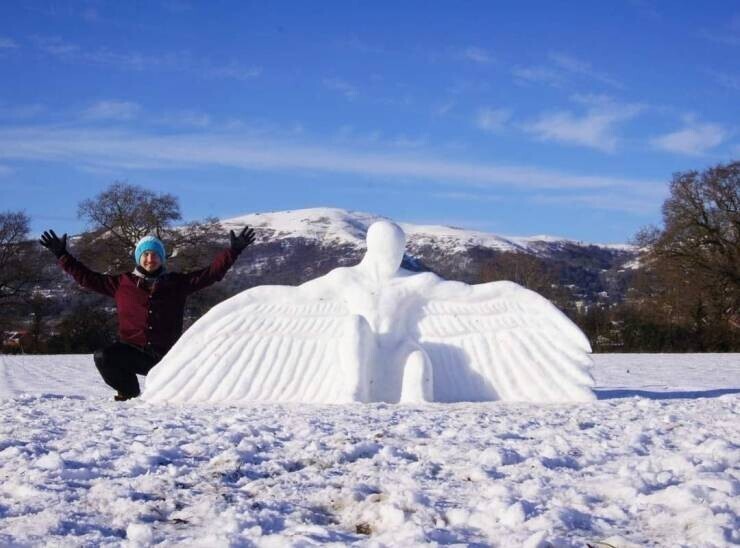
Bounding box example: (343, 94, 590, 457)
(144, 222, 595, 405)
(218, 206, 631, 253)
(0, 353, 738, 546)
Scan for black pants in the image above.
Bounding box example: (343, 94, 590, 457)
(93, 342, 160, 397)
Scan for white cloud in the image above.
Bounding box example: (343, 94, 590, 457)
(512, 66, 564, 87)
(533, 192, 662, 215)
(390, 134, 426, 148)
(513, 52, 622, 89)
(522, 96, 642, 152)
(475, 108, 511, 133)
(434, 100, 455, 116)
(650, 122, 727, 156)
(698, 28, 740, 47)
(709, 70, 740, 91)
(81, 7, 100, 22)
(461, 46, 494, 64)
(83, 100, 141, 121)
(548, 52, 624, 89)
(431, 191, 502, 203)
(323, 78, 359, 99)
(0, 37, 19, 49)
(33, 36, 80, 56)
(162, 110, 212, 128)
(205, 63, 261, 81)
(32, 36, 261, 81)
(0, 126, 663, 209)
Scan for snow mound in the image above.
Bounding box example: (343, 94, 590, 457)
(144, 221, 595, 405)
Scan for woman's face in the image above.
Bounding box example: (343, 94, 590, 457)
(139, 250, 162, 272)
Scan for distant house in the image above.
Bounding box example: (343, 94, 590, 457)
(2, 330, 32, 353)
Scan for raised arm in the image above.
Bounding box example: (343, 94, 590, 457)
(40, 230, 119, 297)
(183, 225, 255, 294)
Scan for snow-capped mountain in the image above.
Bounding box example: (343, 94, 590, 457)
(216, 208, 636, 305)
(219, 207, 632, 256)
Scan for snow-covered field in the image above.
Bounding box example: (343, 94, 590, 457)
(1, 354, 738, 547)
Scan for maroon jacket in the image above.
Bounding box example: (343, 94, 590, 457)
(58, 249, 240, 356)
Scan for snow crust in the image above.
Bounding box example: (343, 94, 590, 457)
(144, 221, 595, 404)
(1, 353, 738, 546)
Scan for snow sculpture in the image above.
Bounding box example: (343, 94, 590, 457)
(143, 221, 595, 404)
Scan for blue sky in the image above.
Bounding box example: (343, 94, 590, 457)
(1, 1, 738, 243)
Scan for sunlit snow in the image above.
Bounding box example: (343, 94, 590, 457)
(1, 353, 738, 546)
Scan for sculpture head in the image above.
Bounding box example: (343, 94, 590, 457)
(361, 221, 406, 279)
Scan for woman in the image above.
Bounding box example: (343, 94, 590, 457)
(39, 226, 255, 400)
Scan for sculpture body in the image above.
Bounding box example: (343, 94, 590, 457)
(143, 221, 595, 404)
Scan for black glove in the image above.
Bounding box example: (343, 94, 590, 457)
(39, 230, 68, 259)
(229, 226, 256, 253)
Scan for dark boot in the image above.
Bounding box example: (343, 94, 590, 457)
(114, 391, 140, 401)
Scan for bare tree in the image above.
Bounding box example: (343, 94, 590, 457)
(75, 182, 224, 272)
(0, 211, 37, 305)
(479, 251, 570, 309)
(636, 161, 739, 334)
(628, 161, 740, 349)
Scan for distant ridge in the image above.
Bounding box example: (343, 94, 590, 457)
(218, 207, 634, 255)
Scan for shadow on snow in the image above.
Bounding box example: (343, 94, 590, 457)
(594, 388, 740, 400)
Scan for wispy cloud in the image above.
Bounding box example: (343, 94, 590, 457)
(204, 62, 262, 81)
(460, 46, 494, 64)
(513, 52, 623, 89)
(512, 65, 564, 88)
(0, 103, 46, 119)
(650, 120, 727, 156)
(548, 52, 624, 89)
(533, 191, 664, 215)
(333, 126, 426, 149)
(521, 95, 643, 152)
(0, 37, 19, 49)
(698, 14, 740, 47)
(340, 36, 388, 55)
(475, 108, 511, 133)
(390, 134, 427, 148)
(323, 77, 359, 99)
(83, 100, 142, 121)
(158, 110, 212, 128)
(434, 100, 456, 116)
(431, 191, 502, 203)
(709, 69, 740, 91)
(31, 36, 261, 81)
(0, 125, 663, 209)
(627, 0, 662, 21)
(81, 6, 101, 22)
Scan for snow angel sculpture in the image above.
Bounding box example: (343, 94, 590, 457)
(144, 221, 595, 404)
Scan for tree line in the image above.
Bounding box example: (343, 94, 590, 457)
(481, 161, 739, 352)
(2, 162, 739, 353)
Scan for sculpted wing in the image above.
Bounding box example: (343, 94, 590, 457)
(416, 280, 595, 402)
(143, 284, 372, 404)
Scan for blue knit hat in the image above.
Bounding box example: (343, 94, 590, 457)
(134, 235, 166, 266)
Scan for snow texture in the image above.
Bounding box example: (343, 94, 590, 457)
(0, 353, 738, 546)
(144, 221, 595, 405)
